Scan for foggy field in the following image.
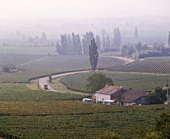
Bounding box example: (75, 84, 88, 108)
(0, 45, 56, 55)
(1, 0, 170, 138)
(60, 71, 170, 92)
(0, 52, 124, 82)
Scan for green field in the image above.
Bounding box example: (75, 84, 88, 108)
(0, 53, 124, 83)
(0, 83, 170, 139)
(59, 71, 170, 92)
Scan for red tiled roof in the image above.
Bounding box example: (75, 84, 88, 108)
(123, 90, 148, 103)
(96, 85, 123, 95)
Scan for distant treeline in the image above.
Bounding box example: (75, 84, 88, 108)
(139, 48, 170, 58)
(56, 28, 121, 55)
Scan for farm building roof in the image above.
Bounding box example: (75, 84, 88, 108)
(96, 85, 124, 95)
(122, 90, 148, 103)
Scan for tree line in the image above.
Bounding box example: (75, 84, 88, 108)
(56, 28, 122, 55)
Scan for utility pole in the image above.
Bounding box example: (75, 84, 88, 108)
(166, 80, 169, 104)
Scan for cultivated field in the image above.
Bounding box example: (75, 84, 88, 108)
(1, 46, 170, 139)
(0, 83, 170, 139)
(0, 47, 124, 83)
(110, 57, 170, 74)
(60, 71, 170, 92)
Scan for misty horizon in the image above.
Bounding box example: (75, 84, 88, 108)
(0, 0, 170, 20)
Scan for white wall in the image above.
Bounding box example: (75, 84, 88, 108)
(95, 94, 111, 102)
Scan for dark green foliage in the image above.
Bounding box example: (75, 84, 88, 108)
(155, 113, 170, 138)
(100, 131, 120, 139)
(147, 87, 167, 104)
(144, 113, 170, 139)
(86, 72, 114, 93)
(89, 38, 99, 71)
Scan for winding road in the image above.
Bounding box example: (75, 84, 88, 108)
(38, 70, 92, 91)
(38, 56, 135, 92)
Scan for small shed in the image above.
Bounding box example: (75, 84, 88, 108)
(122, 90, 148, 105)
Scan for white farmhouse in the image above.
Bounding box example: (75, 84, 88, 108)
(94, 85, 125, 103)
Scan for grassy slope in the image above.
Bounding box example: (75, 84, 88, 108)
(0, 54, 124, 82)
(60, 71, 170, 92)
(1, 46, 170, 138)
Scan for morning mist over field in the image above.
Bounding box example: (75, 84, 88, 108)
(0, 0, 170, 42)
(0, 0, 170, 139)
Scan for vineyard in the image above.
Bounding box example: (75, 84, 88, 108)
(1, 46, 170, 138)
(0, 83, 170, 138)
(110, 57, 170, 74)
(60, 71, 170, 92)
(0, 54, 124, 83)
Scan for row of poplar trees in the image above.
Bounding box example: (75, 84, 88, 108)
(56, 29, 121, 55)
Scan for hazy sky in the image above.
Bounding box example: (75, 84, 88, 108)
(0, 0, 170, 20)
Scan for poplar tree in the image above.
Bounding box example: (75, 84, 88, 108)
(168, 31, 170, 47)
(114, 28, 121, 48)
(89, 38, 98, 71)
(134, 26, 138, 38)
(95, 35, 101, 50)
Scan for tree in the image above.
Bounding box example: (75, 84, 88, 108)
(75, 34, 82, 55)
(2, 65, 9, 72)
(147, 87, 167, 104)
(106, 34, 110, 48)
(114, 28, 121, 48)
(168, 31, 170, 47)
(95, 35, 101, 51)
(89, 38, 99, 71)
(41, 32, 47, 40)
(121, 44, 136, 57)
(87, 72, 114, 93)
(134, 26, 138, 38)
(135, 42, 142, 51)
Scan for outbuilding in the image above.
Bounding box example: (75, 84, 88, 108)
(122, 90, 148, 105)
